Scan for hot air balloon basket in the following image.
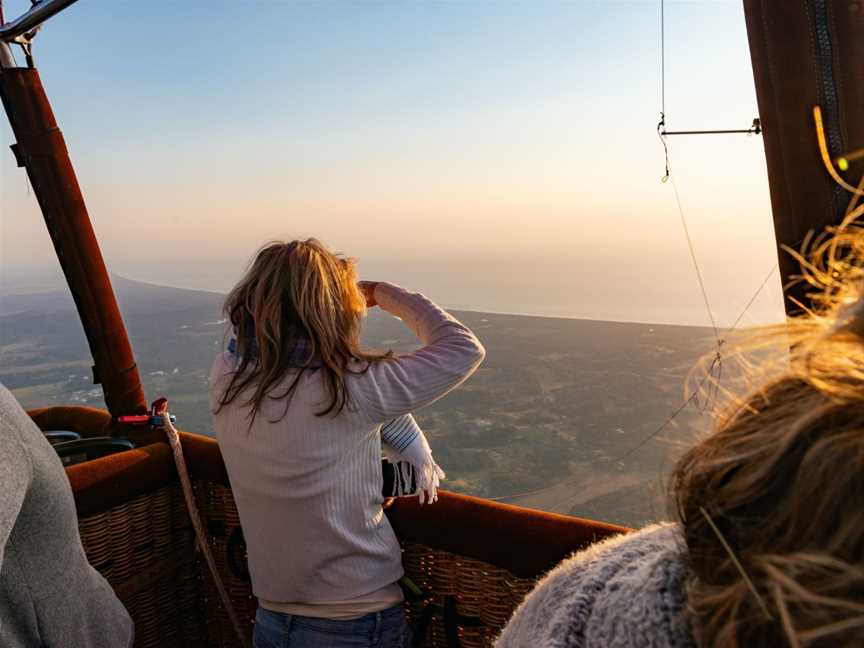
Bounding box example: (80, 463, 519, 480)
(78, 481, 538, 648)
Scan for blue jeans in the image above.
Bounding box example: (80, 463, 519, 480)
(253, 604, 412, 648)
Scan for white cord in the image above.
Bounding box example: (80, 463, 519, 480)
(161, 409, 252, 648)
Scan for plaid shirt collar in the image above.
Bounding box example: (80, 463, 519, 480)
(228, 334, 322, 369)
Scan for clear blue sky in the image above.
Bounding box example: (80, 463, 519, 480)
(0, 1, 783, 326)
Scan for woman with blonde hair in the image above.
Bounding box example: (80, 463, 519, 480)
(210, 239, 485, 648)
(496, 226, 864, 647)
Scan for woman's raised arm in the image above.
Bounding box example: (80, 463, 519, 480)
(350, 282, 485, 423)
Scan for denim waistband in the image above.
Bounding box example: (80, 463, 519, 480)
(255, 603, 407, 646)
(256, 602, 404, 628)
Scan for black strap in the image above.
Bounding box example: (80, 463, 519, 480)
(226, 526, 251, 582)
(410, 594, 484, 648)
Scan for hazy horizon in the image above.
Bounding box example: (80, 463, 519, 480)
(1, 257, 777, 329)
(1, 1, 785, 328)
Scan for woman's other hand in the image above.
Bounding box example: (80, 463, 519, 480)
(358, 281, 379, 308)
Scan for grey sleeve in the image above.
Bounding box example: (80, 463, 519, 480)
(0, 417, 33, 569)
(493, 555, 591, 648)
(495, 525, 686, 648)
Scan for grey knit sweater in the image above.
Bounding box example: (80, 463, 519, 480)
(495, 524, 695, 648)
(0, 383, 134, 648)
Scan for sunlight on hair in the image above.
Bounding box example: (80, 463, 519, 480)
(217, 239, 392, 424)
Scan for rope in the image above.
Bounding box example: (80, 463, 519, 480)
(160, 408, 252, 648)
(656, 0, 721, 345)
(485, 378, 716, 505)
(669, 173, 720, 342)
(658, 120, 670, 182)
(612, 260, 776, 465)
(726, 264, 777, 333)
(660, 0, 665, 119)
(613, 363, 714, 465)
(657, 0, 669, 180)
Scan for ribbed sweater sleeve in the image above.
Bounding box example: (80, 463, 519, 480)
(350, 282, 486, 424)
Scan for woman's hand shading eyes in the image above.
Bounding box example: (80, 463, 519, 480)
(358, 281, 379, 308)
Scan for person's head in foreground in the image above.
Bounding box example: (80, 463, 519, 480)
(674, 227, 864, 645)
(496, 227, 864, 648)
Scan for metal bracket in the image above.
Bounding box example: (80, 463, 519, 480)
(661, 117, 762, 137)
(0, 0, 80, 43)
(9, 142, 24, 166)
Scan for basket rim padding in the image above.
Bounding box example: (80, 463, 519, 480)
(37, 405, 629, 579)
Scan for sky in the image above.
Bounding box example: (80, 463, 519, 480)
(0, 0, 785, 326)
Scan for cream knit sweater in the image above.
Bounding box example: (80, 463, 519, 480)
(210, 282, 485, 619)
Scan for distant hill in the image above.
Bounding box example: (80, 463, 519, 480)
(0, 288, 74, 316)
(112, 275, 224, 315)
(0, 277, 717, 528)
(0, 274, 223, 316)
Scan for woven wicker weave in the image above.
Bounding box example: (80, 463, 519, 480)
(401, 543, 537, 648)
(193, 481, 257, 647)
(78, 485, 207, 648)
(78, 481, 538, 648)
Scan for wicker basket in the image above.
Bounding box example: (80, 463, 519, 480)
(78, 485, 207, 647)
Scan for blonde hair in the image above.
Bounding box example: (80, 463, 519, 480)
(217, 239, 390, 421)
(672, 223, 864, 647)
